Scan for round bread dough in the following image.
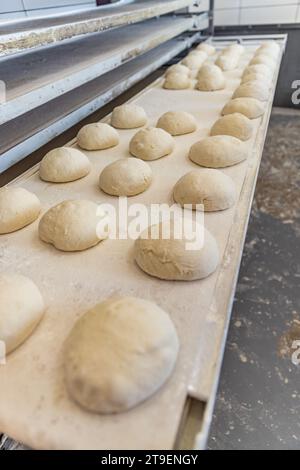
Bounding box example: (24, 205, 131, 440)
(258, 41, 280, 57)
(99, 158, 152, 197)
(215, 53, 239, 71)
(39, 147, 91, 183)
(241, 72, 272, 86)
(226, 44, 245, 56)
(222, 98, 265, 119)
(174, 169, 236, 212)
(39, 200, 108, 252)
(156, 111, 197, 136)
(165, 63, 190, 77)
(250, 54, 276, 69)
(129, 127, 174, 161)
(243, 64, 273, 78)
(210, 113, 253, 141)
(0, 187, 41, 234)
(189, 135, 248, 168)
(196, 43, 216, 55)
(196, 64, 225, 91)
(163, 73, 191, 90)
(0, 273, 45, 354)
(111, 104, 147, 129)
(134, 222, 219, 281)
(77, 123, 119, 151)
(63, 296, 179, 413)
(233, 82, 269, 102)
(182, 54, 206, 70)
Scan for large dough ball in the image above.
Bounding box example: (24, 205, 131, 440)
(196, 43, 216, 56)
(182, 53, 206, 70)
(241, 71, 272, 86)
(0, 273, 45, 354)
(222, 98, 265, 119)
(129, 127, 174, 161)
(39, 147, 91, 183)
(156, 111, 197, 136)
(215, 53, 239, 71)
(163, 73, 191, 90)
(243, 64, 273, 78)
(77, 123, 119, 151)
(39, 200, 108, 252)
(99, 158, 152, 197)
(250, 54, 276, 69)
(210, 113, 254, 141)
(134, 222, 219, 281)
(189, 135, 248, 168)
(165, 63, 190, 77)
(63, 296, 179, 413)
(0, 187, 41, 234)
(111, 104, 147, 129)
(174, 169, 236, 212)
(196, 64, 225, 91)
(233, 82, 270, 102)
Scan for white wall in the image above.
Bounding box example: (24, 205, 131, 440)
(214, 0, 300, 26)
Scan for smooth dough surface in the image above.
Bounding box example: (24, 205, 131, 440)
(189, 135, 248, 168)
(250, 54, 276, 69)
(196, 43, 216, 56)
(174, 169, 236, 212)
(39, 200, 108, 252)
(216, 53, 239, 71)
(210, 113, 254, 141)
(163, 73, 191, 90)
(99, 158, 152, 196)
(129, 127, 174, 161)
(156, 111, 197, 136)
(233, 82, 270, 102)
(0, 187, 41, 234)
(0, 273, 45, 354)
(77, 123, 119, 151)
(241, 72, 272, 86)
(165, 63, 190, 77)
(111, 104, 147, 129)
(134, 221, 219, 281)
(222, 98, 265, 119)
(182, 54, 206, 70)
(39, 147, 91, 183)
(63, 296, 179, 413)
(243, 64, 273, 78)
(196, 64, 225, 91)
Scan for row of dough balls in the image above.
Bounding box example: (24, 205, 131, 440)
(0, 272, 179, 413)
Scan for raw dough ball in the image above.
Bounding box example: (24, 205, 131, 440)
(258, 41, 280, 57)
(189, 135, 248, 168)
(77, 123, 119, 151)
(165, 63, 190, 77)
(182, 54, 206, 70)
(210, 113, 254, 142)
(243, 64, 273, 78)
(241, 72, 272, 86)
(0, 187, 41, 234)
(129, 127, 174, 161)
(226, 44, 245, 56)
(196, 43, 216, 56)
(63, 296, 179, 413)
(250, 54, 276, 69)
(39, 200, 108, 252)
(233, 82, 269, 102)
(222, 98, 265, 119)
(174, 169, 236, 212)
(99, 158, 152, 197)
(134, 222, 219, 281)
(39, 147, 91, 183)
(163, 73, 191, 90)
(215, 53, 239, 71)
(156, 111, 197, 136)
(111, 104, 147, 129)
(0, 273, 45, 354)
(196, 64, 225, 91)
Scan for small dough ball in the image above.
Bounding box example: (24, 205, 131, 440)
(134, 222, 219, 281)
(39, 200, 108, 252)
(174, 169, 236, 212)
(226, 44, 245, 56)
(189, 135, 248, 168)
(241, 72, 272, 86)
(111, 104, 147, 129)
(182, 54, 206, 70)
(196, 64, 225, 91)
(196, 43, 216, 56)
(99, 158, 152, 197)
(250, 54, 276, 69)
(39, 147, 91, 183)
(216, 53, 239, 71)
(163, 73, 191, 90)
(243, 64, 273, 78)
(77, 123, 119, 151)
(129, 127, 174, 161)
(0, 273, 45, 354)
(156, 111, 197, 136)
(63, 296, 179, 413)
(0, 187, 41, 234)
(233, 82, 269, 102)
(210, 113, 254, 142)
(222, 98, 265, 119)
(165, 63, 190, 77)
